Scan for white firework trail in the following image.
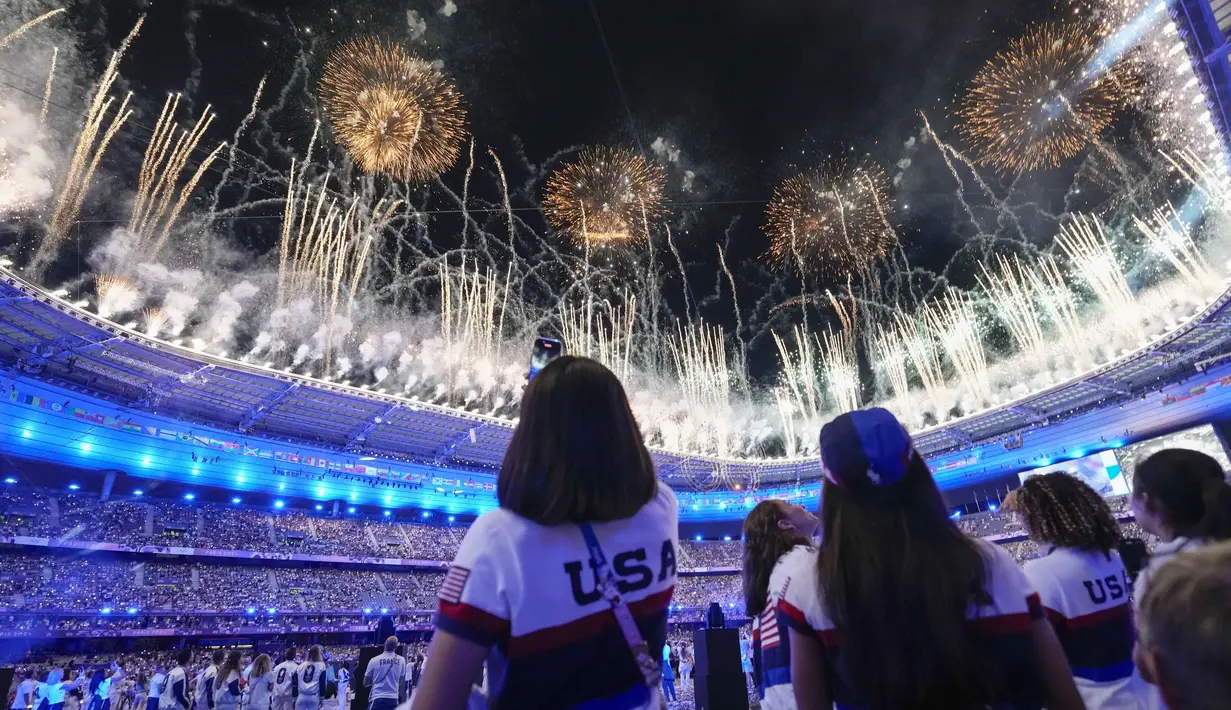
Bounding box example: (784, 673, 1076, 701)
(924, 290, 991, 404)
(1057, 214, 1139, 336)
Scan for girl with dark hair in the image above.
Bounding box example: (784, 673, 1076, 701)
(742, 499, 817, 709)
(414, 356, 678, 710)
(1130, 448, 1231, 604)
(780, 408, 1084, 710)
(1012, 472, 1147, 710)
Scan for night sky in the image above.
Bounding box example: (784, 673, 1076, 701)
(40, 0, 1092, 381)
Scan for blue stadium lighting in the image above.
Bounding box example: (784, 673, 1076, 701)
(435, 487, 445, 493)
(723, 535, 732, 542)
(694, 535, 702, 541)
(359, 456, 376, 461)
(448, 515, 456, 523)
(100, 607, 112, 614)
(988, 503, 999, 513)
(231, 497, 241, 505)
(278, 483, 285, 491)
(236, 475, 245, 484)
(80, 442, 91, 453)
(384, 496, 392, 505)
(316, 487, 326, 497)
(246, 608, 256, 615)
(133, 489, 144, 496)
(421, 511, 431, 519)
(383, 510, 391, 517)
(68, 484, 79, 491)
(184, 493, 195, 501)
(380, 607, 388, 614)
(348, 507, 356, 514)
(267, 608, 277, 614)
(314, 504, 323, 511)
(350, 493, 357, 500)
(21, 429, 31, 438)
(691, 504, 698, 511)
(950, 510, 962, 520)
(126, 607, 138, 615)
(363, 608, 372, 614)
(274, 500, 285, 509)
(141, 456, 151, 467)
(191, 469, 199, 476)
(3, 477, 15, 485)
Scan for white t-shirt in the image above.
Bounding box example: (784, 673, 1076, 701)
(13, 679, 36, 709)
(148, 674, 164, 700)
(270, 663, 298, 700)
(777, 538, 1047, 710)
(158, 667, 188, 710)
(293, 663, 325, 698)
(194, 666, 218, 709)
(754, 544, 810, 710)
(213, 671, 242, 710)
(435, 482, 679, 710)
(245, 672, 273, 710)
(363, 653, 405, 702)
(1023, 547, 1148, 710)
(1132, 536, 1212, 710)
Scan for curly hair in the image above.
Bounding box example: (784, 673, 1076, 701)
(742, 500, 811, 617)
(1016, 472, 1121, 557)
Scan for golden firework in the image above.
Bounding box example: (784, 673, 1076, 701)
(318, 36, 467, 183)
(763, 159, 896, 275)
(543, 146, 666, 246)
(957, 21, 1141, 172)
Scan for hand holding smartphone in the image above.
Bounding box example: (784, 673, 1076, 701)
(528, 337, 564, 381)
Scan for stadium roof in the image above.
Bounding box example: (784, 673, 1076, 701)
(3, 267, 1231, 490)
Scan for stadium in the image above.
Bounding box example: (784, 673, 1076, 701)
(4, 0, 1231, 708)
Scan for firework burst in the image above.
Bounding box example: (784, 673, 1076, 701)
(958, 20, 1142, 172)
(543, 146, 666, 247)
(318, 36, 467, 183)
(763, 159, 896, 276)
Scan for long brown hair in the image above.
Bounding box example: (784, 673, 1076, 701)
(1016, 472, 1121, 557)
(498, 356, 657, 525)
(250, 654, 271, 679)
(818, 454, 994, 710)
(1134, 449, 1231, 540)
(742, 500, 811, 616)
(218, 651, 242, 682)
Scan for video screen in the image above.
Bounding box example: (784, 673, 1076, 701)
(1018, 449, 1129, 497)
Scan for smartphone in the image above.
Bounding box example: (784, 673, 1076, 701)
(529, 336, 565, 381)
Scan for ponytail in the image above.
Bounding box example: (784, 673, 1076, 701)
(1134, 448, 1231, 541)
(1199, 476, 1231, 540)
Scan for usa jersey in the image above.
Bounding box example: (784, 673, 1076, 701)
(158, 667, 187, 710)
(435, 481, 679, 710)
(293, 663, 325, 697)
(1023, 547, 1147, 710)
(777, 539, 1047, 710)
(271, 662, 298, 699)
(753, 545, 807, 710)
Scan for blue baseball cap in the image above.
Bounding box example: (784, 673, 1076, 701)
(819, 408, 914, 488)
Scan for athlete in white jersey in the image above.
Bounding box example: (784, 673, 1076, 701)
(194, 651, 223, 710)
(158, 651, 191, 710)
(147, 668, 164, 710)
(13, 670, 36, 710)
(742, 499, 817, 710)
(1012, 473, 1150, 710)
(244, 656, 274, 710)
(291, 647, 326, 710)
(270, 651, 299, 710)
(364, 637, 405, 710)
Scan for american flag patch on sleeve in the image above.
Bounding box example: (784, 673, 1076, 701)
(439, 566, 471, 604)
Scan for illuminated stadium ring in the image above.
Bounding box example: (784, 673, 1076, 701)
(3, 266, 1231, 519)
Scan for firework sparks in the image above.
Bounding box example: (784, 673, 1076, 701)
(40, 46, 58, 123)
(543, 146, 666, 247)
(142, 307, 167, 337)
(318, 36, 467, 183)
(559, 294, 638, 385)
(0, 8, 65, 50)
(978, 254, 1048, 362)
(764, 159, 896, 275)
(1134, 203, 1213, 290)
(818, 326, 860, 414)
(32, 16, 143, 277)
(924, 291, 991, 403)
(95, 274, 138, 318)
(958, 20, 1142, 172)
(1057, 214, 1138, 332)
(129, 94, 224, 255)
